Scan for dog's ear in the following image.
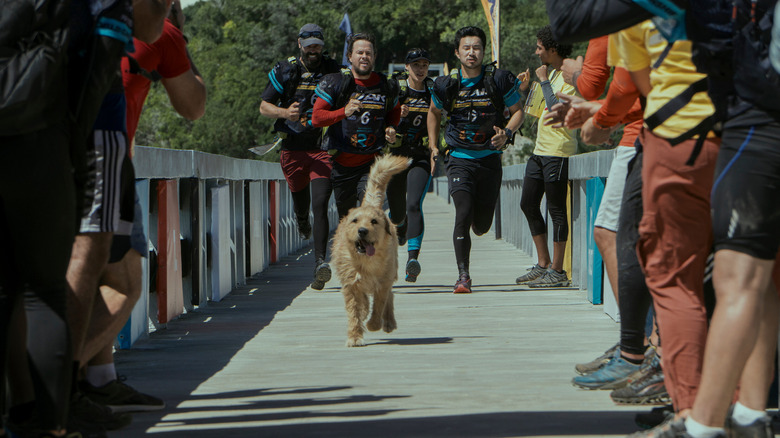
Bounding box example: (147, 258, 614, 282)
(384, 216, 392, 236)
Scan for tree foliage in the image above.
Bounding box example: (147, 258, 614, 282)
(136, 0, 603, 161)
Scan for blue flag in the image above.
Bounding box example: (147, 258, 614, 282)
(339, 13, 352, 66)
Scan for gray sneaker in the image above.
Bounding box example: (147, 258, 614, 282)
(575, 343, 619, 375)
(725, 408, 774, 438)
(527, 268, 570, 288)
(516, 264, 548, 284)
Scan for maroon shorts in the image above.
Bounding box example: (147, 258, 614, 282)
(280, 149, 332, 193)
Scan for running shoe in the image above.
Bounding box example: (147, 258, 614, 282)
(572, 355, 640, 390)
(527, 268, 571, 288)
(81, 377, 165, 413)
(69, 390, 131, 431)
(310, 260, 331, 290)
(725, 407, 775, 438)
(453, 274, 472, 294)
(515, 264, 547, 284)
(405, 259, 421, 283)
(611, 350, 670, 405)
(575, 343, 619, 375)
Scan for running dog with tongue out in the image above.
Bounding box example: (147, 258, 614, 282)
(331, 155, 410, 347)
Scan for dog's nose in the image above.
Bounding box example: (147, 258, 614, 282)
(358, 227, 369, 237)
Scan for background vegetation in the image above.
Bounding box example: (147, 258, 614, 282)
(136, 0, 615, 162)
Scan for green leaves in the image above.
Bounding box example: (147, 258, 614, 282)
(134, 0, 591, 160)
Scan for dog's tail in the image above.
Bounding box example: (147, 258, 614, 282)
(362, 155, 411, 209)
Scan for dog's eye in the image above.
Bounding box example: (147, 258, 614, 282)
(351, 218, 358, 223)
(371, 219, 378, 225)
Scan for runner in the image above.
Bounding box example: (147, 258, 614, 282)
(311, 32, 401, 219)
(386, 48, 436, 282)
(260, 23, 341, 290)
(427, 26, 524, 294)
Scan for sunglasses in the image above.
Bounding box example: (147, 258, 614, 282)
(299, 31, 324, 39)
(405, 49, 430, 63)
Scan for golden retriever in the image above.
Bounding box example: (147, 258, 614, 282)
(331, 155, 410, 347)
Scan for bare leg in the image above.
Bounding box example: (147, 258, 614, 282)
(550, 241, 567, 272)
(531, 234, 551, 268)
(594, 226, 618, 304)
(734, 279, 779, 411)
(690, 250, 775, 426)
(80, 250, 142, 366)
(67, 232, 113, 362)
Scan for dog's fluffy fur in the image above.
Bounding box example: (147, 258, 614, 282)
(331, 155, 410, 347)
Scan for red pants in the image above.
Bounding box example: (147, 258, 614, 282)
(637, 130, 720, 412)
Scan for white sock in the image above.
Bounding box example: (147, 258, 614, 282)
(732, 401, 767, 426)
(85, 363, 117, 388)
(685, 416, 725, 438)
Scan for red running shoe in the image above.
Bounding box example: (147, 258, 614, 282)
(453, 274, 472, 294)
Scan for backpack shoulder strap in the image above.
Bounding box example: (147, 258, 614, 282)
(281, 56, 302, 101)
(483, 62, 505, 117)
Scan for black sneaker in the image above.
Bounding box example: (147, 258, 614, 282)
(296, 216, 312, 240)
(405, 259, 421, 282)
(69, 391, 132, 432)
(725, 408, 774, 438)
(634, 405, 674, 430)
(575, 343, 619, 375)
(311, 261, 331, 290)
(81, 377, 165, 413)
(611, 350, 670, 405)
(396, 220, 408, 246)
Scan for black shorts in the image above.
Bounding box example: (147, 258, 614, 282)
(331, 159, 374, 216)
(445, 153, 502, 198)
(525, 155, 569, 183)
(712, 122, 780, 260)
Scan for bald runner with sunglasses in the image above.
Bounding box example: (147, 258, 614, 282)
(260, 23, 341, 290)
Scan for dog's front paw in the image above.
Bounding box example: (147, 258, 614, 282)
(383, 318, 397, 333)
(366, 317, 382, 332)
(346, 338, 366, 347)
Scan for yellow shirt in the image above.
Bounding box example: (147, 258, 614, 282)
(615, 20, 715, 139)
(534, 69, 579, 157)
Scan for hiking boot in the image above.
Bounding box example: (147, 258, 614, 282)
(453, 274, 472, 294)
(572, 354, 641, 390)
(396, 220, 408, 246)
(515, 264, 547, 284)
(725, 409, 775, 438)
(575, 343, 619, 375)
(310, 261, 331, 290)
(527, 268, 571, 288)
(69, 391, 131, 431)
(81, 377, 165, 413)
(635, 405, 674, 430)
(405, 259, 421, 283)
(296, 216, 312, 240)
(627, 417, 707, 437)
(611, 350, 670, 405)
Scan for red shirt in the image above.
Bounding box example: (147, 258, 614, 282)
(122, 19, 191, 151)
(592, 67, 643, 147)
(577, 36, 610, 101)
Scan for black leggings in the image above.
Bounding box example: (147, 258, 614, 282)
(0, 125, 75, 430)
(386, 156, 431, 257)
(452, 190, 497, 275)
(616, 149, 654, 356)
(520, 176, 569, 242)
(291, 178, 332, 262)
